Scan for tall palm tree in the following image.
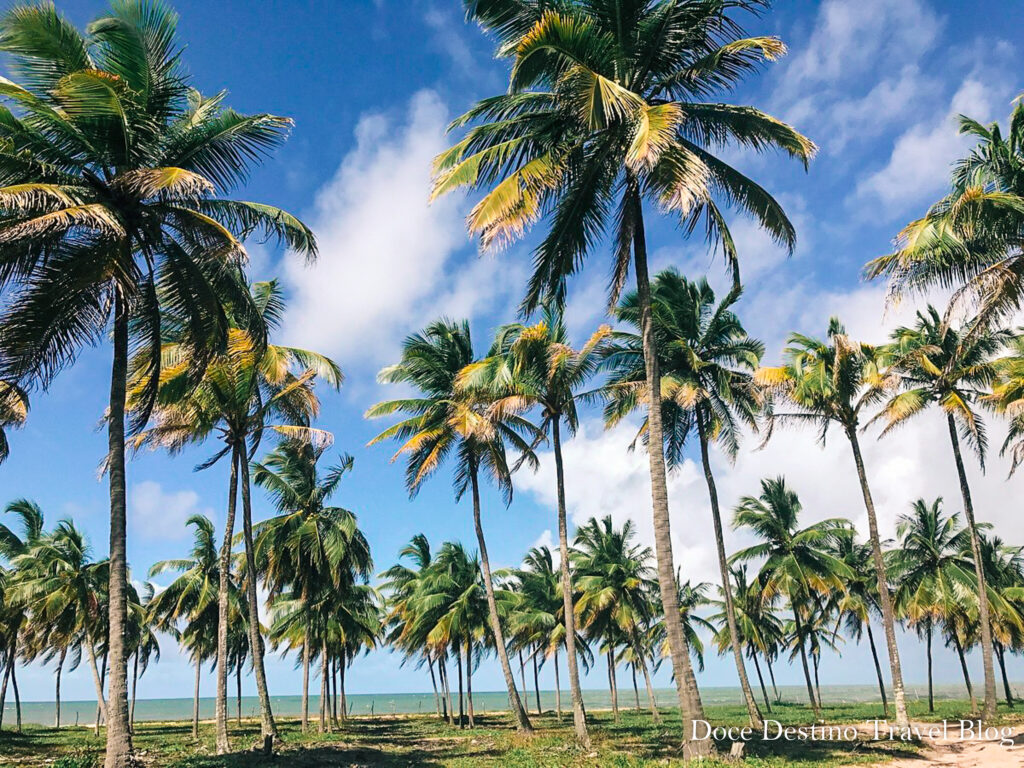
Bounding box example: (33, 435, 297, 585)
(0, 4, 316, 761)
(367, 319, 538, 733)
(866, 102, 1024, 329)
(129, 281, 340, 750)
(434, 4, 814, 752)
(756, 319, 910, 727)
(730, 477, 852, 718)
(460, 308, 607, 743)
(876, 306, 1009, 719)
(148, 515, 220, 739)
(603, 269, 765, 727)
(0, 382, 28, 465)
(253, 440, 371, 733)
(574, 516, 661, 723)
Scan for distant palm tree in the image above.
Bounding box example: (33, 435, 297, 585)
(987, 336, 1024, 473)
(0, 4, 316, 758)
(978, 534, 1024, 708)
(574, 516, 660, 723)
(253, 440, 371, 733)
(731, 477, 852, 718)
(126, 585, 161, 733)
(653, 575, 715, 679)
(461, 308, 608, 743)
(603, 269, 765, 727)
(130, 281, 340, 750)
(867, 101, 1024, 328)
(877, 306, 1010, 719)
(367, 319, 538, 733)
(0, 382, 28, 466)
(148, 515, 221, 739)
(757, 320, 910, 727)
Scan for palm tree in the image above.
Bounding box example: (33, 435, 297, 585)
(434, 5, 814, 752)
(756, 320, 910, 727)
(978, 534, 1024, 708)
(731, 477, 852, 718)
(987, 335, 1024, 473)
(129, 281, 340, 750)
(0, 4, 317, 761)
(876, 307, 1009, 719)
(367, 319, 538, 733)
(148, 515, 220, 739)
(126, 586, 161, 733)
(0, 382, 28, 465)
(603, 269, 765, 727)
(866, 102, 1024, 328)
(253, 440, 371, 733)
(574, 516, 661, 723)
(460, 308, 607, 743)
(653, 575, 715, 681)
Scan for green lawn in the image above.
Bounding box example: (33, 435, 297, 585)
(2, 699, 1020, 768)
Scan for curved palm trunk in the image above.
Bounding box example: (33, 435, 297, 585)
(239, 456, 278, 744)
(607, 646, 619, 723)
(766, 656, 780, 702)
(440, 653, 453, 726)
(95, 652, 107, 737)
(630, 190, 708, 757)
(192, 657, 200, 740)
(553, 649, 562, 722)
(466, 639, 475, 728)
(697, 421, 763, 728)
(926, 620, 934, 713)
(865, 622, 889, 718)
(215, 446, 240, 753)
(130, 652, 138, 733)
(638, 653, 661, 723)
(0, 641, 10, 730)
(845, 427, 909, 728)
(105, 298, 133, 768)
(467, 462, 533, 733)
(56, 647, 67, 729)
(751, 653, 771, 713)
(995, 642, 1014, 708)
(532, 649, 542, 715)
(11, 658, 20, 732)
(952, 630, 976, 712)
(84, 630, 108, 726)
(632, 665, 641, 711)
(813, 654, 822, 707)
(946, 415, 997, 721)
(428, 655, 441, 718)
(791, 601, 820, 717)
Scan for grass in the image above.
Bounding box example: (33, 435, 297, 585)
(1, 699, 1021, 767)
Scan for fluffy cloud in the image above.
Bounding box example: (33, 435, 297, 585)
(279, 90, 521, 376)
(129, 481, 213, 542)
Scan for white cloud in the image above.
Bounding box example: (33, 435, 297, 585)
(129, 481, 213, 542)
(280, 90, 521, 374)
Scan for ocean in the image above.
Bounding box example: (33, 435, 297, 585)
(5, 682, 982, 727)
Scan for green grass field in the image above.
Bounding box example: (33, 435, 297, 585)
(3, 699, 1022, 768)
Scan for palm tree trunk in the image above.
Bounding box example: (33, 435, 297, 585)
(466, 639, 475, 728)
(467, 461, 533, 733)
(84, 631, 108, 726)
(946, 414, 997, 721)
(766, 656, 780, 702)
(192, 656, 201, 740)
(301, 621, 311, 733)
(532, 648, 542, 716)
(813, 654, 822, 707)
(995, 642, 1014, 708)
(440, 654, 453, 726)
(791, 602, 820, 717)
(845, 427, 909, 728)
(751, 653, 771, 714)
(339, 649, 348, 723)
(105, 295, 133, 768)
(96, 652, 108, 737)
(11, 658, 20, 732)
(319, 644, 328, 734)
(56, 646, 66, 729)
(632, 665, 641, 711)
(926, 620, 934, 713)
(865, 621, 889, 718)
(456, 642, 464, 729)
(551, 418, 589, 744)
(697, 421, 763, 728)
(0, 642, 10, 730)
(239, 454, 277, 744)
(428, 655, 441, 718)
(952, 629, 976, 712)
(553, 649, 562, 722)
(331, 656, 339, 728)
(130, 652, 138, 733)
(236, 665, 242, 725)
(215, 446, 240, 753)
(607, 646, 619, 723)
(638, 654, 662, 723)
(630, 188, 708, 758)
(519, 651, 527, 699)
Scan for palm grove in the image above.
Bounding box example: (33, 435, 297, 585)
(0, 1, 1023, 767)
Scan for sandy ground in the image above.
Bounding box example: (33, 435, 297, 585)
(876, 723, 1024, 767)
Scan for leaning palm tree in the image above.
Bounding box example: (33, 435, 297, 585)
(435, 4, 814, 753)
(756, 319, 910, 727)
(866, 101, 1024, 329)
(876, 309, 1011, 719)
(129, 281, 340, 751)
(367, 319, 538, 733)
(0, 382, 28, 465)
(0, 4, 316, 761)
(730, 477, 853, 719)
(603, 269, 765, 727)
(253, 440, 372, 734)
(460, 308, 607, 743)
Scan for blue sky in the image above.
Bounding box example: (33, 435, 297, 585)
(4, 0, 1024, 703)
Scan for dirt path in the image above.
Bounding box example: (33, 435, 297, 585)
(881, 723, 1024, 767)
